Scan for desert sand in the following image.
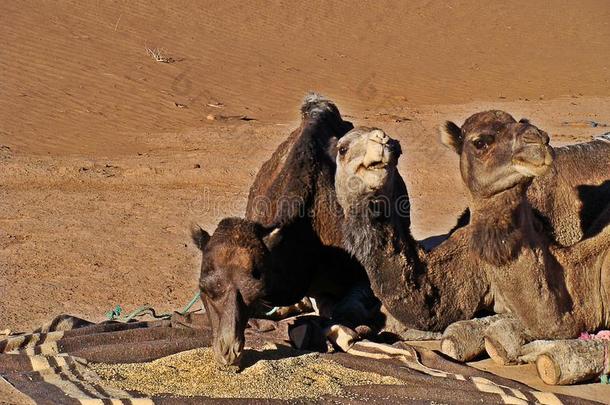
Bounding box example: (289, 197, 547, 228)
(1, 1, 609, 402)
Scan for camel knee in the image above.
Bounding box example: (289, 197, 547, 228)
(441, 315, 506, 362)
(483, 316, 533, 365)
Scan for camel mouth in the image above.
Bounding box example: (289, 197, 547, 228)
(214, 337, 245, 366)
(364, 161, 390, 170)
(512, 156, 552, 177)
(512, 145, 553, 177)
(513, 161, 550, 177)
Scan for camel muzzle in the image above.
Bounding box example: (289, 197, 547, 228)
(209, 289, 248, 366)
(214, 335, 244, 366)
(512, 144, 554, 177)
(362, 129, 401, 169)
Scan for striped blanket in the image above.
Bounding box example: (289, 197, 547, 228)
(0, 313, 596, 404)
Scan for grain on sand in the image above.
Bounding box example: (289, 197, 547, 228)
(91, 344, 405, 399)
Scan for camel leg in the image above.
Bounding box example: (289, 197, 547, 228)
(273, 297, 315, 318)
(329, 284, 384, 337)
(517, 340, 559, 364)
(484, 316, 533, 365)
(441, 314, 506, 362)
(534, 339, 608, 385)
(379, 306, 442, 341)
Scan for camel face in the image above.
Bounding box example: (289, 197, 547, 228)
(441, 111, 554, 197)
(192, 218, 278, 365)
(335, 127, 401, 213)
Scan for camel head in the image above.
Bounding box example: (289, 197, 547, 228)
(440, 110, 554, 198)
(191, 218, 280, 366)
(335, 127, 402, 215)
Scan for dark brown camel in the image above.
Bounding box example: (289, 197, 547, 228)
(440, 110, 610, 246)
(192, 94, 380, 365)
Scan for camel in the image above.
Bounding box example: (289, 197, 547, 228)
(334, 124, 610, 382)
(334, 127, 493, 335)
(440, 110, 610, 246)
(443, 117, 610, 383)
(192, 94, 382, 365)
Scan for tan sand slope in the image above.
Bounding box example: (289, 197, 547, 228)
(1, 0, 609, 154)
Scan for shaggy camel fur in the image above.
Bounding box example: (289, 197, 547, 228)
(335, 127, 492, 334)
(193, 95, 380, 365)
(444, 118, 610, 383)
(450, 120, 610, 320)
(441, 110, 610, 246)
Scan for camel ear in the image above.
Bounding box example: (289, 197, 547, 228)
(190, 224, 211, 250)
(262, 227, 282, 250)
(326, 136, 339, 161)
(439, 121, 463, 154)
(518, 118, 530, 124)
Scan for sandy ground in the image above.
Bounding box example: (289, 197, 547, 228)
(1, 1, 610, 403)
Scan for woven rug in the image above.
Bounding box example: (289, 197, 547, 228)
(0, 313, 596, 404)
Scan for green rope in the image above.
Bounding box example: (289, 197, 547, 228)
(105, 305, 123, 321)
(105, 291, 202, 323)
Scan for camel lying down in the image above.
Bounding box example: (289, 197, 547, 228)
(439, 116, 610, 385)
(334, 124, 609, 385)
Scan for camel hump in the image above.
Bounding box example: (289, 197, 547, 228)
(246, 93, 353, 226)
(300, 92, 342, 121)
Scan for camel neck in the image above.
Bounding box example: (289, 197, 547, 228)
(343, 197, 417, 268)
(469, 185, 581, 338)
(468, 184, 537, 267)
(341, 198, 445, 329)
(470, 183, 527, 219)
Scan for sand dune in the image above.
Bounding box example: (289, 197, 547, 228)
(2, 0, 609, 154)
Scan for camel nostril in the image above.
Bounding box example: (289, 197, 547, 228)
(369, 129, 388, 144)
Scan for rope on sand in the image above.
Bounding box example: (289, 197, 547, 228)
(105, 291, 203, 322)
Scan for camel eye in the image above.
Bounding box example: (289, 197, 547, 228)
(473, 135, 494, 150)
(474, 139, 486, 150)
(338, 146, 348, 156)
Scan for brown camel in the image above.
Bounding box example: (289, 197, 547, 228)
(440, 110, 610, 246)
(192, 94, 381, 365)
(335, 125, 610, 377)
(444, 118, 610, 378)
(334, 127, 492, 334)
